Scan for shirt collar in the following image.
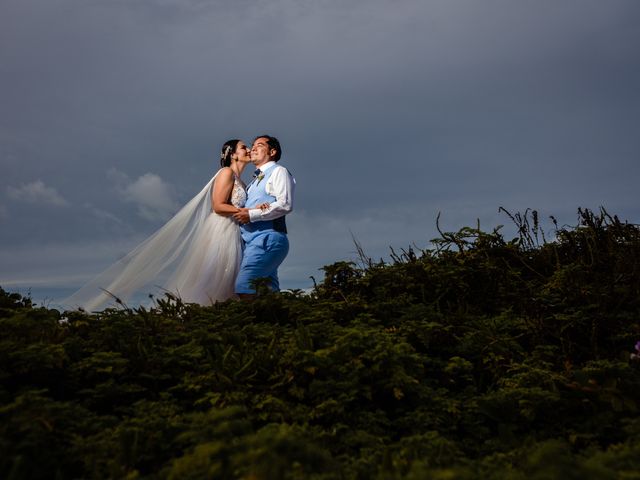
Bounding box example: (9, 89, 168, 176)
(257, 161, 276, 173)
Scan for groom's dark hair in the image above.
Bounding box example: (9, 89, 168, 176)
(255, 135, 282, 162)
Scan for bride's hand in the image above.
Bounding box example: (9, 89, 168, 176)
(233, 208, 250, 224)
(257, 203, 270, 211)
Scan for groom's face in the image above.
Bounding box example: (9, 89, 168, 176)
(250, 138, 274, 167)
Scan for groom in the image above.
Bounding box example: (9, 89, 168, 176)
(233, 135, 295, 297)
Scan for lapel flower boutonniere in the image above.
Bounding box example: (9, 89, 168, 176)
(256, 172, 265, 185)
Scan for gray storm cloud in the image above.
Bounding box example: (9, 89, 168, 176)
(6, 180, 70, 207)
(108, 169, 179, 221)
(1, 0, 639, 299)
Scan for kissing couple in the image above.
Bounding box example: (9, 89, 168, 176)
(65, 135, 295, 311)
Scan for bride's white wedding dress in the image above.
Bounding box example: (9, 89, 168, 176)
(64, 171, 246, 311)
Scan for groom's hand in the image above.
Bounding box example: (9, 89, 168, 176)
(233, 208, 251, 224)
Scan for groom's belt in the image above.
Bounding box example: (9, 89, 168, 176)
(273, 216, 287, 234)
(242, 216, 287, 235)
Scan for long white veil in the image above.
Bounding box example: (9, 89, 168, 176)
(64, 171, 238, 311)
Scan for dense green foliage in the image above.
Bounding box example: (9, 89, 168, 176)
(2, 208, 640, 479)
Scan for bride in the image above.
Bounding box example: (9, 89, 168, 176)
(64, 139, 251, 311)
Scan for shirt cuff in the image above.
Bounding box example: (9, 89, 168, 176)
(248, 208, 262, 222)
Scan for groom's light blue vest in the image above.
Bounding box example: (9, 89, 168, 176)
(240, 164, 287, 243)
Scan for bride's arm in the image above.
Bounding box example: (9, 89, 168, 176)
(212, 168, 240, 216)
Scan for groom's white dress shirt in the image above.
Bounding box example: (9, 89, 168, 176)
(248, 161, 296, 223)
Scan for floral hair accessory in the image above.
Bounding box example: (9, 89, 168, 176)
(221, 145, 232, 162)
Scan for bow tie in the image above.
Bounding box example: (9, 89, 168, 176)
(253, 169, 261, 177)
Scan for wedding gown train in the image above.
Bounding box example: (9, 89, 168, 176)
(64, 171, 246, 311)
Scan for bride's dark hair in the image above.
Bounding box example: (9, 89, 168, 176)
(220, 139, 241, 167)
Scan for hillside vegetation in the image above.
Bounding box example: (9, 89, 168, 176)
(2, 208, 640, 479)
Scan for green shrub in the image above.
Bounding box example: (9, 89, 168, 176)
(1, 208, 640, 478)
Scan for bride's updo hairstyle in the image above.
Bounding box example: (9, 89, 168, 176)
(220, 139, 241, 168)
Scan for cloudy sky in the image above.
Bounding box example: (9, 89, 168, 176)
(1, 0, 639, 305)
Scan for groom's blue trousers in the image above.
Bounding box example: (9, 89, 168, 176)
(235, 232, 289, 294)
